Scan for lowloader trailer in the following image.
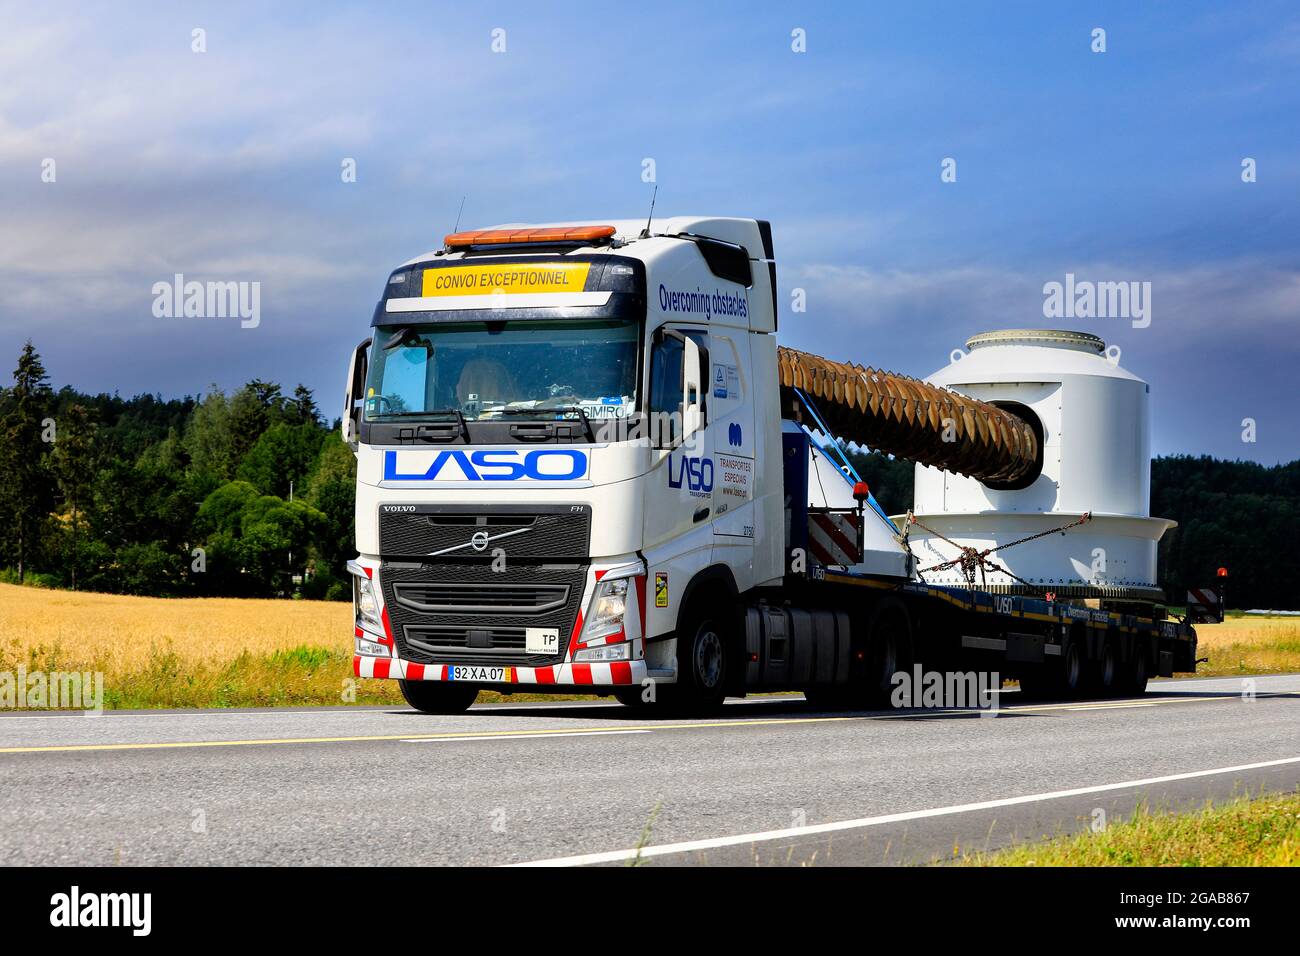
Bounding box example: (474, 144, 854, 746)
(342, 217, 1197, 713)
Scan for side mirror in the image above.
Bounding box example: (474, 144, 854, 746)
(342, 337, 370, 450)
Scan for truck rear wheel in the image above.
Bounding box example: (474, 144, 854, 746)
(865, 599, 911, 708)
(808, 598, 912, 711)
(399, 679, 479, 714)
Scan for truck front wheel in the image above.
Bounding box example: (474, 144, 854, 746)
(672, 608, 730, 712)
(399, 679, 479, 714)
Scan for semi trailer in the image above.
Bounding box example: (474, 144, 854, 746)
(342, 217, 1198, 714)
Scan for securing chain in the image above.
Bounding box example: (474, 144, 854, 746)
(909, 511, 1093, 594)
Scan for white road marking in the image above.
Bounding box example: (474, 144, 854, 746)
(508, 755, 1300, 867)
(401, 729, 651, 743)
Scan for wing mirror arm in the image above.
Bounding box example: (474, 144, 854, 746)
(342, 337, 370, 451)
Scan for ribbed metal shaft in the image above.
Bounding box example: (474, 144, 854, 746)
(776, 346, 1039, 484)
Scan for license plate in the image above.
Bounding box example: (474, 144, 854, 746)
(448, 665, 513, 683)
(526, 627, 560, 654)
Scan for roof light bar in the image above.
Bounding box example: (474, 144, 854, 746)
(443, 224, 617, 249)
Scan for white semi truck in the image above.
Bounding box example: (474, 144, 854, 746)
(342, 217, 1198, 713)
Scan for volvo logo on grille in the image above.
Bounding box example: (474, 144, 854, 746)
(429, 524, 534, 557)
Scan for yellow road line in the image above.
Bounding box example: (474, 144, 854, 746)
(0, 693, 1255, 755)
(0, 714, 869, 755)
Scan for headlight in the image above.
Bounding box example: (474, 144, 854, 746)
(582, 577, 628, 642)
(354, 575, 381, 628)
(573, 642, 631, 662)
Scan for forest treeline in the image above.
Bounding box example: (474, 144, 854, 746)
(0, 342, 354, 600)
(0, 342, 1294, 608)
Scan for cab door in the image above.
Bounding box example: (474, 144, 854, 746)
(643, 326, 713, 549)
(707, 332, 757, 586)
(641, 326, 714, 641)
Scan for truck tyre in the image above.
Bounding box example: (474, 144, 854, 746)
(671, 603, 731, 713)
(399, 679, 479, 714)
(1116, 647, 1149, 696)
(1019, 642, 1083, 701)
(1087, 641, 1121, 698)
(865, 599, 912, 708)
(614, 687, 650, 707)
(1059, 641, 1085, 699)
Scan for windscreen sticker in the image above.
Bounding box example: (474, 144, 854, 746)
(421, 262, 590, 297)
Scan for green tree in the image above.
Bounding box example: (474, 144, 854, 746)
(292, 384, 320, 426)
(306, 433, 357, 579)
(0, 341, 54, 582)
(49, 403, 98, 590)
(196, 481, 328, 596)
(183, 387, 234, 480)
(236, 422, 326, 499)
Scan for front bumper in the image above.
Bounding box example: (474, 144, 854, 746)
(348, 554, 649, 690)
(352, 654, 648, 687)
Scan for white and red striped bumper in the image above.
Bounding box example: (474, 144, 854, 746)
(352, 654, 648, 687)
(348, 556, 650, 690)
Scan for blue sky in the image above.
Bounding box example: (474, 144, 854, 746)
(2, 1, 1297, 461)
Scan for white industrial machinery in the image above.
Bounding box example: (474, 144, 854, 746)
(901, 329, 1174, 602)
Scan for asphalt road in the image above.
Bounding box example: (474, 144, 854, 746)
(1, 674, 1297, 866)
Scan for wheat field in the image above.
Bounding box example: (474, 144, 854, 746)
(1190, 614, 1300, 676)
(0, 582, 350, 671)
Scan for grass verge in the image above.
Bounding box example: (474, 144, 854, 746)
(1189, 613, 1300, 677)
(960, 790, 1300, 866)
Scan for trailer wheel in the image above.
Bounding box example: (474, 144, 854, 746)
(1088, 641, 1121, 698)
(399, 679, 479, 714)
(865, 599, 912, 708)
(1116, 647, 1149, 696)
(1059, 642, 1085, 699)
(1019, 642, 1083, 701)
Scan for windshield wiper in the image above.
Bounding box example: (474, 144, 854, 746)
(508, 405, 595, 440)
(370, 407, 468, 439)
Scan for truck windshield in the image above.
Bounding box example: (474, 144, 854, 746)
(364, 319, 639, 422)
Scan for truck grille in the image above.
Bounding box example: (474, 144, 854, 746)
(380, 561, 585, 667)
(392, 582, 570, 615)
(378, 504, 590, 559)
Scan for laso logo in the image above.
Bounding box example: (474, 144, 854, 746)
(384, 449, 588, 481)
(668, 455, 713, 494)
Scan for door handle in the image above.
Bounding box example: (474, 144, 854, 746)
(693, 506, 710, 523)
